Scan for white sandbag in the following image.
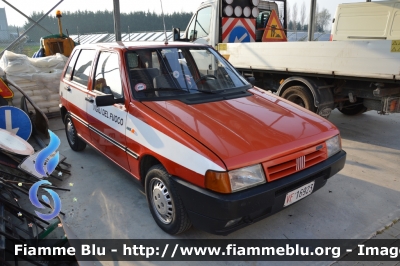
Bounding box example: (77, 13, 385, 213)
(1, 51, 67, 115)
(0, 51, 67, 74)
(48, 106, 60, 113)
(49, 94, 60, 101)
(37, 100, 59, 109)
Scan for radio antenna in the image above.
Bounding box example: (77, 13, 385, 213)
(160, 0, 168, 44)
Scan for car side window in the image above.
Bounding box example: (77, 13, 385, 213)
(72, 49, 96, 87)
(64, 50, 78, 80)
(93, 52, 123, 99)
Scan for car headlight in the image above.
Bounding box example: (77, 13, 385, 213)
(326, 135, 341, 158)
(205, 164, 266, 193)
(229, 164, 265, 192)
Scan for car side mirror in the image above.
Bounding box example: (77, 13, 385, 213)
(246, 77, 255, 86)
(96, 94, 124, 106)
(173, 28, 181, 41)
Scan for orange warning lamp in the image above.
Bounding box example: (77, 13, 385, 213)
(0, 79, 14, 99)
(56, 10, 63, 37)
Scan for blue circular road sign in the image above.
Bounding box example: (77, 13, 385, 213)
(229, 26, 251, 43)
(0, 106, 32, 140)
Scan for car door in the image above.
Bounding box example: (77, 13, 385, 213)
(61, 49, 96, 142)
(86, 51, 130, 171)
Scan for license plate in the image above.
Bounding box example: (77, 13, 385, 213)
(284, 181, 315, 207)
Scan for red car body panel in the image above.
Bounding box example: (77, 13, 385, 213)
(126, 101, 226, 187)
(143, 89, 339, 171)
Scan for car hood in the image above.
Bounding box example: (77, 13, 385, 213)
(142, 90, 338, 170)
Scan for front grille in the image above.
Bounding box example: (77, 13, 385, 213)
(263, 143, 327, 182)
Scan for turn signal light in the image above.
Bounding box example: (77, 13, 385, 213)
(383, 97, 400, 113)
(205, 171, 232, 194)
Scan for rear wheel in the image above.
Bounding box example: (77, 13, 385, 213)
(281, 86, 316, 112)
(145, 164, 191, 235)
(338, 99, 367, 116)
(65, 114, 86, 151)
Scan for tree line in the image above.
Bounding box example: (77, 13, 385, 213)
(14, 4, 330, 42)
(20, 10, 193, 42)
(287, 1, 331, 32)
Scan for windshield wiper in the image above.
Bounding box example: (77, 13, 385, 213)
(142, 88, 226, 94)
(142, 88, 188, 92)
(195, 89, 226, 94)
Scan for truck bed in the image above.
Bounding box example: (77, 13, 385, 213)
(219, 40, 400, 81)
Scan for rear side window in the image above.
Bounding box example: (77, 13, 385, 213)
(64, 50, 78, 80)
(93, 52, 123, 99)
(72, 49, 96, 87)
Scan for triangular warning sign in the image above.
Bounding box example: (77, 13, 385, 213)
(262, 10, 287, 42)
(0, 78, 13, 99)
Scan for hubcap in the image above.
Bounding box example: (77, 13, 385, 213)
(150, 178, 174, 224)
(66, 119, 76, 145)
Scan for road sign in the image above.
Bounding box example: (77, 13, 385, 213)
(222, 17, 256, 43)
(0, 106, 32, 140)
(262, 10, 287, 42)
(0, 128, 34, 155)
(0, 78, 14, 99)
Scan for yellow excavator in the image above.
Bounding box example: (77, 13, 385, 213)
(33, 10, 76, 57)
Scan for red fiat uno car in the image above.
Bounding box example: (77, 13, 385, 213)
(59, 42, 346, 235)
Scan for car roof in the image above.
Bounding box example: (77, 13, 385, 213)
(75, 41, 206, 50)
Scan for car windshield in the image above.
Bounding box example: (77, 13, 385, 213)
(127, 46, 250, 100)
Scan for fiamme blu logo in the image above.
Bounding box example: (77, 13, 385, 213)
(28, 130, 62, 221)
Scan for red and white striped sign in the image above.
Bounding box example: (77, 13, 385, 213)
(222, 17, 256, 43)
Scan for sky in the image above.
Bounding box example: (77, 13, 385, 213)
(1, 0, 383, 27)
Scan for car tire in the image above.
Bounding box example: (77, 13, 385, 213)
(65, 114, 86, 151)
(281, 86, 316, 112)
(338, 100, 367, 116)
(145, 164, 192, 235)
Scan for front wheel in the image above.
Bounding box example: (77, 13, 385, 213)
(281, 86, 316, 112)
(145, 164, 191, 235)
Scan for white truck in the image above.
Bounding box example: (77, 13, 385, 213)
(331, 0, 400, 41)
(173, 0, 400, 118)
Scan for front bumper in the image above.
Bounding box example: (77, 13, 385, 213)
(171, 150, 346, 235)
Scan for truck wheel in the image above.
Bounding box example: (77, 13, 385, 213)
(65, 114, 86, 151)
(338, 100, 367, 116)
(145, 164, 192, 235)
(281, 86, 316, 112)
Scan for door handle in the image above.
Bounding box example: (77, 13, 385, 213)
(64, 86, 71, 91)
(85, 97, 94, 103)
